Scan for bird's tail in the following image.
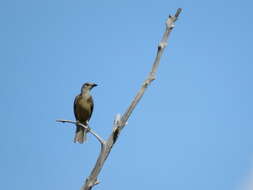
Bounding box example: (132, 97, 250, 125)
(74, 125, 88, 143)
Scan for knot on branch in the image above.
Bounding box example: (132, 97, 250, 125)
(143, 75, 155, 88)
(112, 114, 123, 143)
(112, 127, 119, 143)
(158, 42, 167, 50)
(169, 24, 175, 30)
(84, 178, 100, 190)
(143, 78, 153, 88)
(143, 81, 149, 88)
(167, 8, 182, 29)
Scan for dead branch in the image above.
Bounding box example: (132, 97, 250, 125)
(57, 8, 182, 190)
(56, 119, 105, 145)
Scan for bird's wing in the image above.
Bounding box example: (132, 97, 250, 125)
(73, 94, 80, 120)
(87, 96, 94, 121)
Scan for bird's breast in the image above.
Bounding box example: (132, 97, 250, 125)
(79, 98, 91, 110)
(75, 97, 92, 122)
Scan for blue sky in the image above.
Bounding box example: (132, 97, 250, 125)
(1, 0, 253, 190)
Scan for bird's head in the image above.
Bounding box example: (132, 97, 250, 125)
(81, 82, 98, 93)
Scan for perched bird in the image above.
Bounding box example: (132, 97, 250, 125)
(73, 82, 97, 143)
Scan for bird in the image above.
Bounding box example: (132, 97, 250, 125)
(73, 82, 97, 143)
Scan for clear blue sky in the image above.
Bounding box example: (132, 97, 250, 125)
(1, 0, 253, 190)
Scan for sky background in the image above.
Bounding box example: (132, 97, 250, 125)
(1, 0, 253, 190)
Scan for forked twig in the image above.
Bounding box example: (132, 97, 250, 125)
(56, 119, 105, 145)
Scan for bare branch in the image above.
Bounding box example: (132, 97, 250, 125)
(80, 114, 122, 190)
(56, 119, 105, 145)
(56, 8, 181, 190)
(80, 8, 182, 190)
(121, 8, 182, 127)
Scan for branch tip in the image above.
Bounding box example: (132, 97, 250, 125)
(175, 8, 182, 18)
(56, 119, 65, 123)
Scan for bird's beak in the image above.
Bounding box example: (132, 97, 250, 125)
(92, 83, 98, 88)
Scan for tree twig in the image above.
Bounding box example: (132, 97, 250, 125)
(56, 119, 105, 145)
